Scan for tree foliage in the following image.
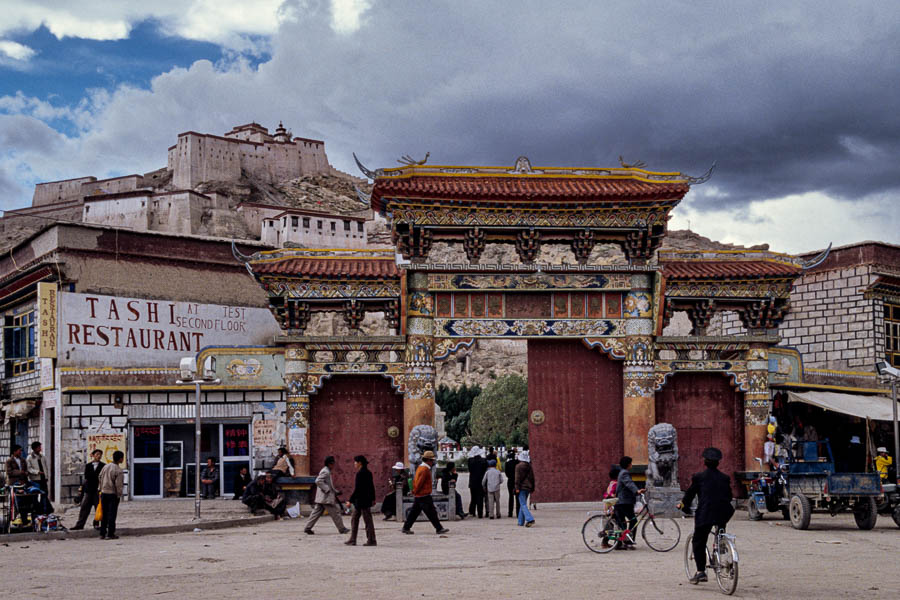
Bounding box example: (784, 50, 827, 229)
(468, 374, 528, 447)
(436, 382, 482, 443)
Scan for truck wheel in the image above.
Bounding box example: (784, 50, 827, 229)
(853, 498, 878, 530)
(789, 494, 811, 530)
(748, 500, 763, 521)
(892, 506, 900, 529)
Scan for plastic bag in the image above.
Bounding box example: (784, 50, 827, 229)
(286, 502, 301, 519)
(94, 500, 103, 522)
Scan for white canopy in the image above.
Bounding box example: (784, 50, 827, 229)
(787, 390, 897, 422)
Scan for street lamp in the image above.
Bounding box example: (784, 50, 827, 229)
(875, 360, 900, 483)
(177, 356, 220, 521)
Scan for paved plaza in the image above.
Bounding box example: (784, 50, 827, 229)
(6, 499, 898, 599)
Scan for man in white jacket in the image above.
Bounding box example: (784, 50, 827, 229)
(482, 459, 504, 519)
(304, 455, 349, 535)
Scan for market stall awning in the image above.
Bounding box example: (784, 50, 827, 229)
(2, 400, 37, 424)
(787, 390, 897, 421)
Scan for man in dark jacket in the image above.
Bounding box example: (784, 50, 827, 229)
(241, 474, 268, 515)
(679, 447, 735, 584)
(345, 455, 376, 546)
(614, 456, 644, 548)
(71, 449, 104, 530)
(504, 450, 519, 517)
(440, 462, 466, 519)
(467, 447, 487, 518)
(232, 466, 252, 500)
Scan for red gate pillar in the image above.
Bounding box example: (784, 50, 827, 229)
(404, 272, 435, 458)
(623, 274, 656, 464)
(284, 345, 311, 476)
(744, 343, 770, 470)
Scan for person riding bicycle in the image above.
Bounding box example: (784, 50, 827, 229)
(677, 447, 735, 584)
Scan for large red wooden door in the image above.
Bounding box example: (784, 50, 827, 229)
(309, 375, 404, 498)
(527, 340, 623, 502)
(655, 373, 744, 495)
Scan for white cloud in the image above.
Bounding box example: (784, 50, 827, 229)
(0, 0, 294, 47)
(669, 190, 898, 254)
(331, 0, 371, 34)
(0, 40, 36, 61)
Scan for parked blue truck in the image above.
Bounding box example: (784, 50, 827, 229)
(748, 439, 883, 530)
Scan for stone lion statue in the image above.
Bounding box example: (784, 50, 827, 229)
(408, 424, 438, 468)
(646, 423, 679, 487)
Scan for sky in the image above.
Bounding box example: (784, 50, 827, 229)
(0, 0, 898, 254)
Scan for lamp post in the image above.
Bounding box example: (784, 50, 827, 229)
(177, 356, 220, 521)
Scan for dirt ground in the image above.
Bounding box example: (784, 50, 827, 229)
(5, 498, 898, 599)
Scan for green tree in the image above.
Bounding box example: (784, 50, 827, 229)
(468, 374, 528, 447)
(436, 382, 481, 443)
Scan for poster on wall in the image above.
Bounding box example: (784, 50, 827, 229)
(252, 419, 276, 448)
(88, 433, 127, 465)
(289, 427, 307, 456)
(57, 292, 282, 367)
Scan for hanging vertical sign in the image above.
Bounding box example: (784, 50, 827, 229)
(37, 282, 58, 358)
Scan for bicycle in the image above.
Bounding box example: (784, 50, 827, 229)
(582, 493, 680, 553)
(683, 525, 739, 595)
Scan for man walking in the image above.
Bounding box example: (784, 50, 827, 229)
(5, 444, 28, 485)
(98, 450, 125, 540)
(402, 451, 449, 535)
(72, 449, 104, 530)
(305, 456, 349, 535)
(482, 459, 504, 519)
(345, 455, 377, 546)
(504, 449, 519, 517)
(614, 456, 644, 548)
(514, 450, 536, 527)
(26, 441, 49, 494)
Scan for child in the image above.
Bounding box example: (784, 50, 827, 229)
(603, 465, 621, 515)
(482, 459, 504, 519)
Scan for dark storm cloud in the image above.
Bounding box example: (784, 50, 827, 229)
(273, 1, 900, 208)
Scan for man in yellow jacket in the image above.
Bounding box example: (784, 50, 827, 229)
(401, 451, 449, 535)
(875, 447, 893, 482)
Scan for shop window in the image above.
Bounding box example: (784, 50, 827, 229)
(3, 310, 35, 377)
(886, 302, 900, 367)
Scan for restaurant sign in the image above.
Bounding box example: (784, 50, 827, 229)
(58, 292, 281, 367)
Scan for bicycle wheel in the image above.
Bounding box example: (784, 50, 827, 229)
(641, 515, 680, 552)
(714, 536, 739, 595)
(683, 533, 695, 579)
(582, 514, 618, 554)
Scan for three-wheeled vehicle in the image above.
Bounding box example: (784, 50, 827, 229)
(876, 482, 900, 528)
(748, 439, 883, 530)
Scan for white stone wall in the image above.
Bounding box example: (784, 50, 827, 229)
(83, 195, 152, 230)
(262, 214, 367, 248)
(33, 176, 97, 206)
(707, 310, 747, 336)
(778, 265, 878, 369)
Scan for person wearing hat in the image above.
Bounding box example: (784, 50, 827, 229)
(345, 455, 377, 546)
(875, 447, 893, 482)
(678, 447, 735, 585)
(763, 434, 778, 470)
(380, 462, 410, 521)
(481, 458, 504, 519)
(504, 449, 520, 517)
(467, 446, 487, 518)
(401, 450, 449, 535)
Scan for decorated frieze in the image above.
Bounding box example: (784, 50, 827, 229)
(583, 337, 628, 359)
(663, 280, 794, 299)
(435, 318, 623, 338)
(388, 205, 673, 229)
(624, 291, 653, 318)
(260, 278, 402, 299)
(402, 372, 435, 400)
(406, 335, 434, 367)
(433, 338, 475, 361)
(408, 291, 434, 316)
(433, 291, 624, 320)
(404, 263, 658, 273)
(427, 272, 631, 291)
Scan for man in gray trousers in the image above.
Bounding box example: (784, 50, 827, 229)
(304, 455, 349, 535)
